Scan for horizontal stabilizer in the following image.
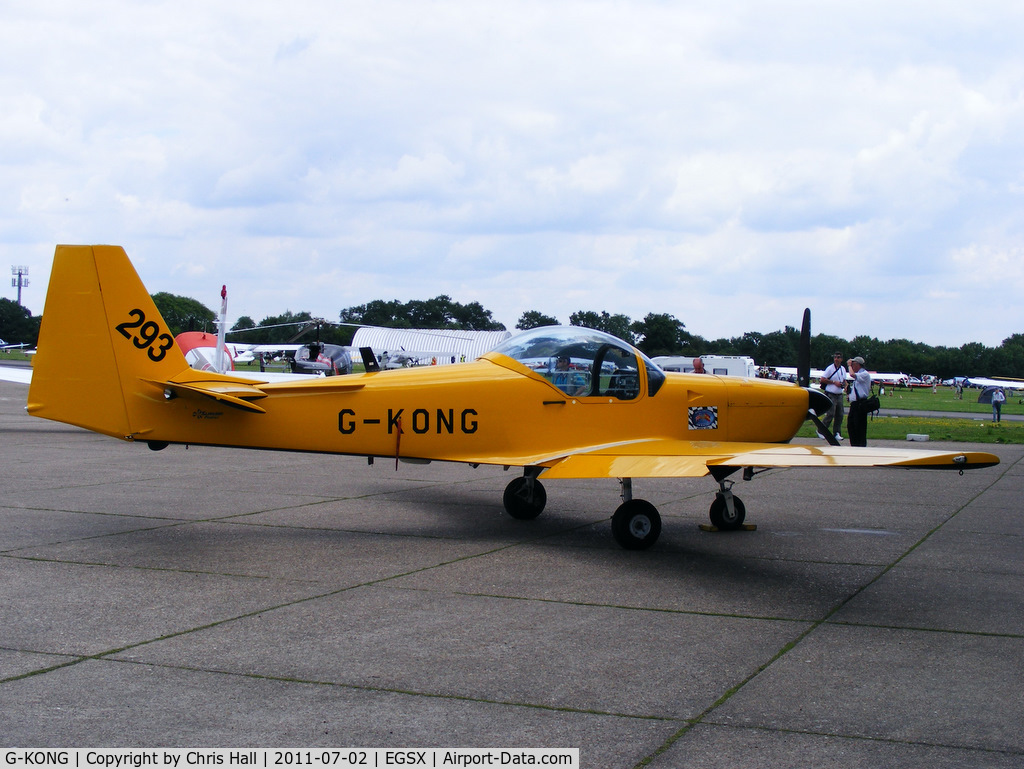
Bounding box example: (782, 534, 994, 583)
(143, 377, 268, 414)
(261, 380, 367, 394)
(143, 370, 370, 414)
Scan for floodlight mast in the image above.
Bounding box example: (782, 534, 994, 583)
(11, 265, 29, 305)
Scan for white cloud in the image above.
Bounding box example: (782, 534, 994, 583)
(3, 0, 1024, 349)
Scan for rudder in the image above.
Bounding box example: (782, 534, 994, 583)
(28, 245, 190, 439)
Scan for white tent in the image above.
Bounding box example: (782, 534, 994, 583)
(350, 327, 513, 365)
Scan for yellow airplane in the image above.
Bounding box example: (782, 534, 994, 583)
(27, 246, 999, 549)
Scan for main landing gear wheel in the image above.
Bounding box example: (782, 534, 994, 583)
(709, 493, 746, 531)
(503, 477, 547, 520)
(611, 499, 662, 550)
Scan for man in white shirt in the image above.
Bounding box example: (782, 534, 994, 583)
(992, 387, 1006, 422)
(818, 352, 847, 441)
(846, 356, 872, 447)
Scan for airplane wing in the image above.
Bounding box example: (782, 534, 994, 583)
(966, 376, 1024, 389)
(246, 344, 304, 354)
(531, 439, 999, 479)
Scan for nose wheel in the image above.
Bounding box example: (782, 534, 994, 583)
(709, 490, 746, 530)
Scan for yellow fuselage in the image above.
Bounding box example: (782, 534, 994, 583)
(115, 356, 810, 466)
(24, 245, 810, 472)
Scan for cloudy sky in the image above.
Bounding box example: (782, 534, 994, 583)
(3, 1, 1023, 347)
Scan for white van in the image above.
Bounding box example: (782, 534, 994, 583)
(653, 354, 758, 378)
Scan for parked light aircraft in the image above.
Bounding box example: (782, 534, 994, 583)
(377, 349, 469, 368)
(774, 366, 908, 387)
(353, 328, 511, 369)
(25, 246, 1000, 549)
(869, 372, 911, 387)
(380, 350, 428, 368)
(179, 289, 351, 378)
(0, 363, 31, 384)
(965, 376, 1024, 391)
(227, 343, 303, 364)
(291, 342, 354, 375)
(177, 334, 340, 382)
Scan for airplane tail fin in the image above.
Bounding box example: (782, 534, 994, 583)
(27, 245, 192, 439)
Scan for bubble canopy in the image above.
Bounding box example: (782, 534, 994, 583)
(489, 326, 666, 398)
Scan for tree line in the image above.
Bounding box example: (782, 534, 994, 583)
(515, 310, 1024, 379)
(2, 294, 1022, 380)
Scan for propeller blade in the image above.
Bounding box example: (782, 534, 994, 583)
(797, 308, 811, 388)
(805, 388, 840, 445)
(797, 308, 839, 446)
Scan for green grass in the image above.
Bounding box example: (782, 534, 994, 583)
(795, 384, 1024, 444)
(797, 414, 1023, 444)
(871, 384, 1023, 417)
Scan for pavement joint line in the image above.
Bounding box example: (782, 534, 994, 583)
(208, 519, 505, 542)
(2, 534, 681, 695)
(0, 477, 176, 492)
(695, 720, 1024, 758)
(667, 551, 904, 568)
(100, 656, 690, 724)
(1, 524, 545, 580)
(379, 580, 1024, 639)
(824, 619, 1024, 639)
(210, 517, 597, 544)
(634, 455, 1017, 767)
(3, 520, 600, 558)
(0, 516, 241, 554)
(867, 452, 1022, 577)
(0, 521, 196, 556)
(210, 518, 495, 540)
(0, 553, 322, 582)
(0, 515, 598, 576)
(0, 656, 93, 685)
(843, 560, 1024, 577)
(0, 540, 539, 685)
(0, 643, 77, 657)
(630, 620, 831, 768)
(389, 585, 817, 624)
(0, 505, 186, 522)
(0, 523, 558, 578)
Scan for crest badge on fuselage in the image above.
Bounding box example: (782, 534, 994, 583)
(688, 406, 718, 430)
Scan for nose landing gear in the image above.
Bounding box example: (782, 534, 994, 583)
(708, 478, 746, 531)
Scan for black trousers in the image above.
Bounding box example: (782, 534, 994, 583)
(847, 401, 868, 447)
